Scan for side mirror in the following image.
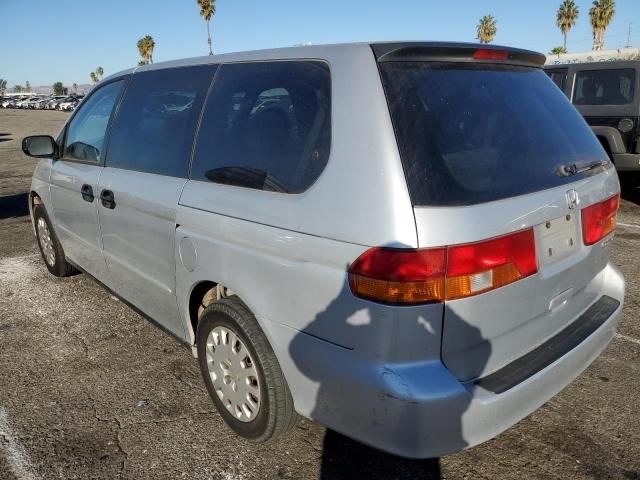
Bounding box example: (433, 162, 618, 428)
(22, 135, 58, 159)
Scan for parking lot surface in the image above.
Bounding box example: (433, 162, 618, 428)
(0, 109, 639, 480)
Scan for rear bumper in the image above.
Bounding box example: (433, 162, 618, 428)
(281, 263, 624, 458)
(613, 153, 640, 171)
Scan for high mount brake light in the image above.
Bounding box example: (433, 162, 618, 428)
(348, 229, 538, 305)
(473, 49, 509, 61)
(582, 194, 619, 246)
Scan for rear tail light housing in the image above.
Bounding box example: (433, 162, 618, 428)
(348, 229, 538, 305)
(582, 194, 619, 246)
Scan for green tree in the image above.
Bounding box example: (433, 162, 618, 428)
(550, 46, 568, 55)
(556, 0, 579, 50)
(90, 71, 98, 84)
(137, 35, 155, 65)
(589, 0, 615, 51)
(52, 82, 65, 95)
(197, 0, 216, 55)
(25, 80, 31, 92)
(72, 83, 78, 93)
(96, 66, 104, 81)
(0, 79, 7, 96)
(13, 85, 23, 93)
(476, 15, 497, 44)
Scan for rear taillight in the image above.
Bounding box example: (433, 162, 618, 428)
(347, 248, 446, 305)
(446, 229, 538, 300)
(348, 229, 538, 305)
(473, 49, 509, 61)
(581, 194, 619, 246)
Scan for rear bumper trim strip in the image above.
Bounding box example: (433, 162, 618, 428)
(474, 295, 620, 394)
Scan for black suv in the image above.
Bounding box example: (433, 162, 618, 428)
(546, 61, 640, 176)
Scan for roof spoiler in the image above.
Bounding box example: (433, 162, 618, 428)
(372, 42, 546, 68)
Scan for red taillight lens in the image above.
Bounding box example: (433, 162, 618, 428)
(581, 194, 619, 246)
(348, 229, 538, 305)
(446, 229, 538, 300)
(473, 49, 509, 60)
(348, 247, 446, 305)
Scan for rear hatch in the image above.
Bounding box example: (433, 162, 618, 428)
(375, 43, 620, 381)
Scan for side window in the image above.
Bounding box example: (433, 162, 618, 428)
(191, 61, 331, 194)
(63, 80, 123, 163)
(106, 65, 215, 177)
(573, 68, 636, 105)
(547, 70, 567, 90)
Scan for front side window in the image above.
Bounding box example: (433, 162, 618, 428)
(573, 68, 636, 105)
(191, 61, 331, 193)
(106, 66, 215, 177)
(63, 80, 123, 163)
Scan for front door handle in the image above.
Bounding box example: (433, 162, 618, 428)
(100, 189, 116, 209)
(81, 184, 94, 202)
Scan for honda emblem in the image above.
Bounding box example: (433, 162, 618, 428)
(566, 189, 579, 210)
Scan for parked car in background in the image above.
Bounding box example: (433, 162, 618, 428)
(22, 42, 624, 459)
(545, 60, 640, 180)
(32, 98, 50, 109)
(57, 97, 79, 111)
(45, 96, 66, 109)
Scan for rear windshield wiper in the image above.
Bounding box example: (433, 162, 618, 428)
(557, 159, 609, 177)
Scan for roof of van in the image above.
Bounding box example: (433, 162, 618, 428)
(103, 41, 546, 82)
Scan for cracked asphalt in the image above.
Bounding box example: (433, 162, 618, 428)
(0, 109, 639, 480)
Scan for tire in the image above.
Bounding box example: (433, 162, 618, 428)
(33, 204, 76, 277)
(196, 296, 298, 442)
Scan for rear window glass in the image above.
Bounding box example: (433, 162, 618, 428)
(191, 61, 331, 193)
(573, 68, 635, 105)
(379, 62, 607, 206)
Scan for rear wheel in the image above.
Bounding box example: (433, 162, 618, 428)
(196, 296, 298, 442)
(33, 204, 76, 277)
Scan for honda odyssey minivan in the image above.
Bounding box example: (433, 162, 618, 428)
(22, 42, 624, 458)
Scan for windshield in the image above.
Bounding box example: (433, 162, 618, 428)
(379, 62, 608, 206)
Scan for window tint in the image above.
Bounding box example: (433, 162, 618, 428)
(63, 80, 123, 163)
(106, 66, 215, 177)
(380, 63, 607, 206)
(191, 61, 331, 193)
(573, 69, 636, 105)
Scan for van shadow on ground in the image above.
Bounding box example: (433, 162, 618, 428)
(0, 192, 29, 219)
(288, 268, 491, 480)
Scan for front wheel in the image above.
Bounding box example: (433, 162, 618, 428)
(196, 296, 298, 442)
(33, 204, 76, 277)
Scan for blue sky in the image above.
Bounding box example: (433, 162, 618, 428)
(1, 0, 639, 87)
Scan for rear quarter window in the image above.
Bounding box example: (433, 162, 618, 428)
(191, 61, 331, 194)
(379, 62, 608, 206)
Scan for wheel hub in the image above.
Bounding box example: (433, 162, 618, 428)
(205, 326, 261, 422)
(37, 218, 55, 266)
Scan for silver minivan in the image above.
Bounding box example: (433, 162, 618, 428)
(22, 42, 624, 458)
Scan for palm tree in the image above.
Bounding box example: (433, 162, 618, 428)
(589, 0, 615, 51)
(197, 0, 216, 55)
(556, 0, 579, 50)
(96, 66, 104, 81)
(90, 72, 97, 84)
(550, 46, 568, 55)
(476, 15, 497, 44)
(137, 35, 155, 64)
(72, 83, 78, 93)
